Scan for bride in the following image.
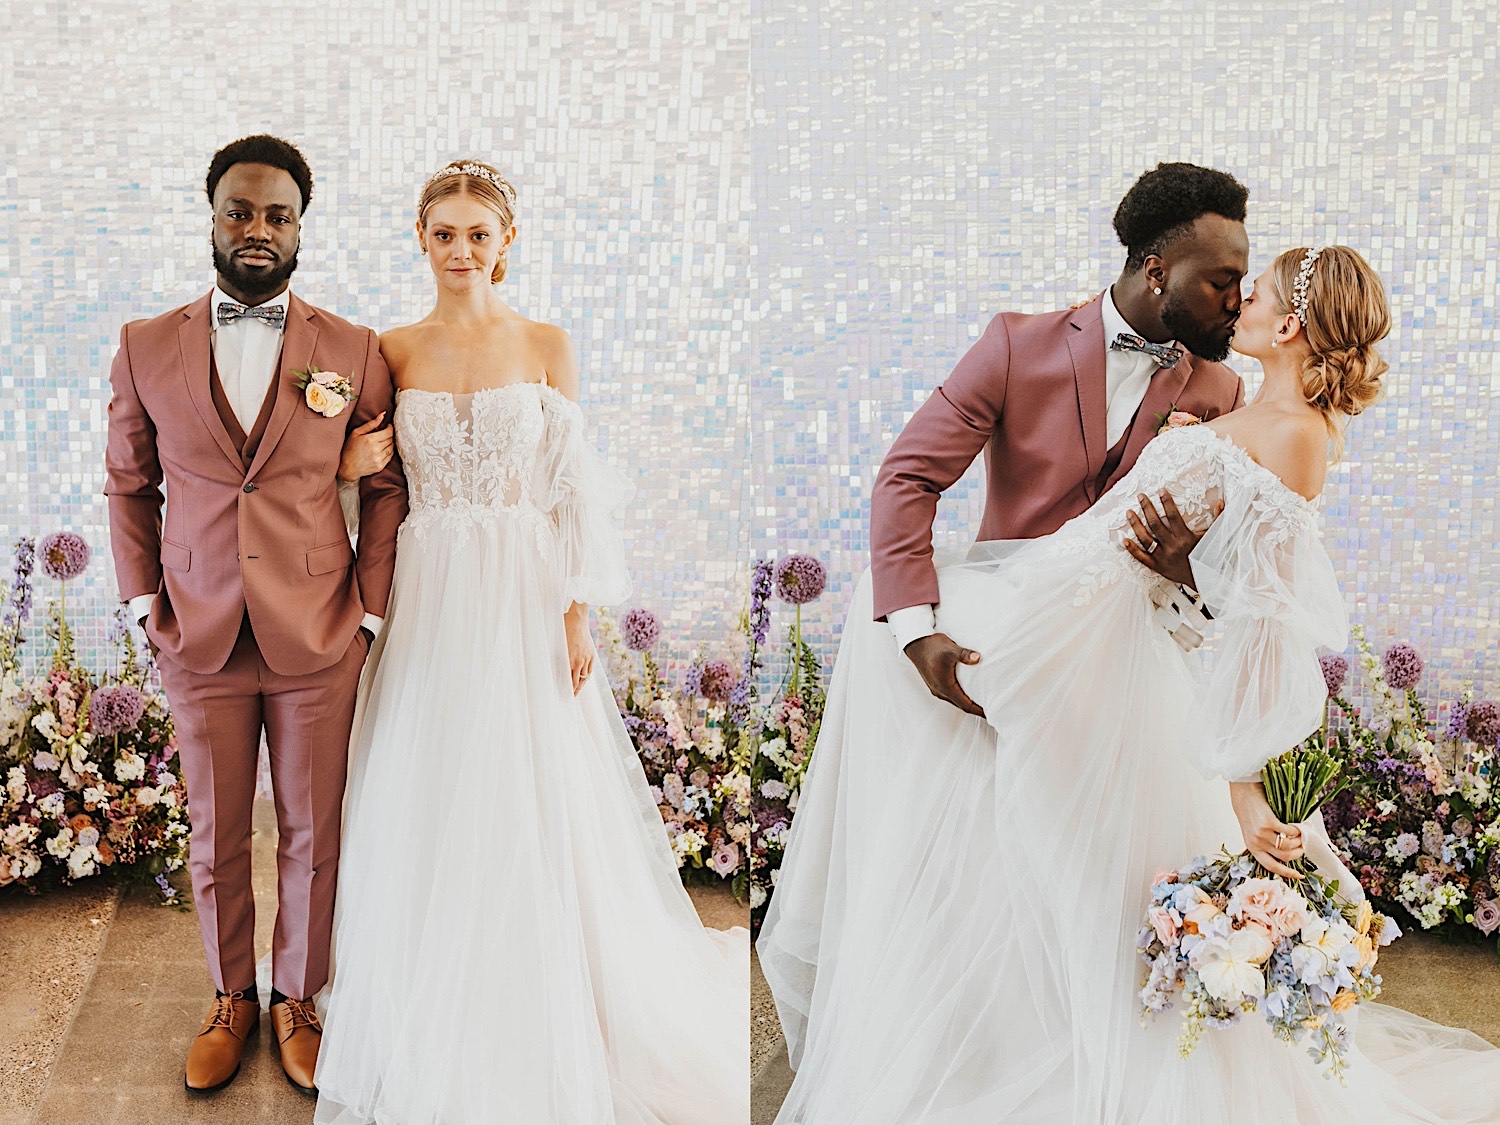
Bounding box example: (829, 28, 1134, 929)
(312, 160, 748, 1124)
(757, 246, 1500, 1123)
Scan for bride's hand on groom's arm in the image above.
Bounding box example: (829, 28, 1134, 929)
(903, 634, 986, 718)
(564, 603, 594, 696)
(1229, 780, 1305, 880)
(1123, 491, 1225, 590)
(338, 412, 394, 483)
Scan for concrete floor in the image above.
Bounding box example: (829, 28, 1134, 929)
(2, 799, 748, 1125)
(749, 926, 1500, 1123)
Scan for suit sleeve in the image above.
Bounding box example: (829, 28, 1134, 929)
(350, 329, 408, 617)
(103, 324, 164, 603)
(868, 314, 1011, 621)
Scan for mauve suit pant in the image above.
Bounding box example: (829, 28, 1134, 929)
(157, 615, 367, 999)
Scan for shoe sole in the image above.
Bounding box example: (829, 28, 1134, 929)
(183, 1061, 240, 1094)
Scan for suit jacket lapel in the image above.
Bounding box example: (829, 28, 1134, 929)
(1065, 299, 1109, 500)
(1108, 351, 1193, 490)
(178, 294, 244, 470)
(245, 294, 319, 482)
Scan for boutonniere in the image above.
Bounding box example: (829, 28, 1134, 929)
(1154, 402, 1202, 436)
(292, 366, 357, 418)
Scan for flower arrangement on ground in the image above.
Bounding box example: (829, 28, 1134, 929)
(1319, 626, 1499, 951)
(749, 553, 828, 931)
(596, 604, 751, 894)
(1138, 745, 1400, 1083)
(0, 535, 189, 903)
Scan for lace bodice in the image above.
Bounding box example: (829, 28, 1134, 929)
(392, 382, 634, 606)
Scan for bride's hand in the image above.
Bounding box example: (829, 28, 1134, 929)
(565, 603, 595, 695)
(338, 412, 394, 482)
(1229, 780, 1305, 880)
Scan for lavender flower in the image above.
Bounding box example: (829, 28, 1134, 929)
(1446, 701, 1473, 742)
(90, 684, 146, 737)
(2, 537, 35, 629)
(39, 532, 91, 582)
(698, 659, 737, 703)
(1318, 653, 1349, 698)
(773, 554, 827, 605)
(748, 560, 773, 646)
(1464, 701, 1500, 746)
(1391, 832, 1420, 860)
(1381, 643, 1423, 691)
(620, 608, 661, 652)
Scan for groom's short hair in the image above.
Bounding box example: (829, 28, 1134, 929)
(205, 135, 314, 214)
(1113, 163, 1248, 271)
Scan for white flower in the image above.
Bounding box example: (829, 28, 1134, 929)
(66, 846, 97, 879)
(160, 789, 178, 809)
(82, 786, 107, 808)
(155, 770, 177, 789)
(37, 792, 64, 818)
(6, 766, 28, 803)
(1376, 799, 1397, 816)
(114, 752, 146, 782)
(749, 883, 768, 909)
(760, 737, 789, 770)
(3, 822, 38, 847)
(20, 852, 41, 878)
(45, 829, 74, 858)
(135, 786, 160, 807)
(31, 711, 59, 740)
(1189, 927, 1272, 1003)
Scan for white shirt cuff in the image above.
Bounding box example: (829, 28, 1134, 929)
(887, 604, 937, 652)
(127, 593, 156, 625)
(360, 613, 385, 638)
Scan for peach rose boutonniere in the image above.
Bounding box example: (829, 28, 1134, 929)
(1154, 401, 1203, 436)
(292, 367, 356, 418)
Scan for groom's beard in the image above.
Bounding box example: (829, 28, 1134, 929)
(1161, 290, 1235, 363)
(212, 242, 299, 304)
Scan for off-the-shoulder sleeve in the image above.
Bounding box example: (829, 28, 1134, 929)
(533, 390, 635, 608)
(1186, 467, 1348, 781)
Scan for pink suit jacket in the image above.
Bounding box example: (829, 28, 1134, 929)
(870, 295, 1245, 621)
(105, 292, 408, 677)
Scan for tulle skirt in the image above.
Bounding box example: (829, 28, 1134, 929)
(758, 550, 1500, 1124)
(313, 508, 748, 1125)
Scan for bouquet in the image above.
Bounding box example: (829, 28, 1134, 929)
(1137, 744, 1400, 1082)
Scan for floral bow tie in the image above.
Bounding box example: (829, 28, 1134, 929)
(216, 301, 286, 330)
(1110, 332, 1182, 369)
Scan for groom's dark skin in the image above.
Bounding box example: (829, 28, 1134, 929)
(909, 213, 1250, 716)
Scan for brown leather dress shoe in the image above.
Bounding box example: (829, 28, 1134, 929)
(184, 991, 260, 1092)
(270, 996, 323, 1093)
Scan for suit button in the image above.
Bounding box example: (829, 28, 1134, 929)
(242, 483, 257, 493)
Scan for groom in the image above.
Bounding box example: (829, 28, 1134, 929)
(104, 135, 407, 1093)
(872, 162, 1250, 714)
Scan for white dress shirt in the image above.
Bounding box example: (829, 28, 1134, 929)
(133, 284, 383, 639)
(887, 289, 1176, 652)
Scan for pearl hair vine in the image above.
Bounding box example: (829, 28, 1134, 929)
(1290, 246, 1324, 325)
(427, 162, 517, 206)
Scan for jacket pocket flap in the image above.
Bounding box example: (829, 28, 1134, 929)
(306, 540, 355, 575)
(160, 539, 191, 572)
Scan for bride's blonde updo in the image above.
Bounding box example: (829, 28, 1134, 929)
(1269, 246, 1390, 453)
(417, 160, 518, 283)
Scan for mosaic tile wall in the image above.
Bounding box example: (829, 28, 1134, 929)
(751, 0, 1500, 693)
(0, 0, 750, 668)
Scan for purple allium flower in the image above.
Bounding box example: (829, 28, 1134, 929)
(773, 554, 827, 605)
(1319, 653, 1349, 698)
(698, 659, 736, 703)
(90, 684, 146, 737)
(1381, 642, 1423, 691)
(1475, 898, 1500, 937)
(1465, 701, 1500, 746)
(620, 607, 661, 652)
(39, 532, 90, 582)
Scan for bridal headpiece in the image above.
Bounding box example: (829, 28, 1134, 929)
(428, 162, 517, 207)
(1290, 246, 1324, 325)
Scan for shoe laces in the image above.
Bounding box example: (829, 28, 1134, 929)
(207, 991, 249, 1031)
(282, 996, 322, 1033)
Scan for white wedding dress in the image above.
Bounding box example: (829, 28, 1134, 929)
(758, 424, 1500, 1124)
(313, 382, 748, 1125)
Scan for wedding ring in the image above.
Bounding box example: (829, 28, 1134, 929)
(1145, 539, 1159, 554)
(1274, 831, 1287, 849)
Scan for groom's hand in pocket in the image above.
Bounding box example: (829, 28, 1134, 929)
(904, 634, 985, 718)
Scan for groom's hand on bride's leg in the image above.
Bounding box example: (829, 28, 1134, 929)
(903, 633, 986, 718)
